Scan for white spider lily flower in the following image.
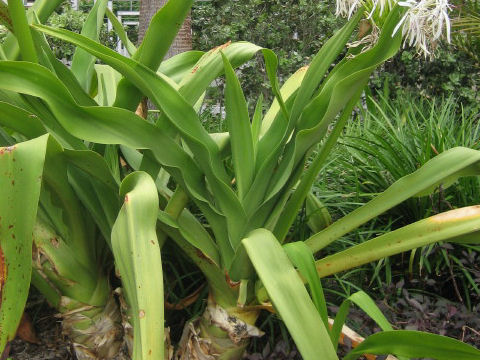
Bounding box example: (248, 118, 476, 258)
(335, 0, 452, 57)
(336, 0, 362, 19)
(393, 0, 452, 57)
(335, 0, 395, 19)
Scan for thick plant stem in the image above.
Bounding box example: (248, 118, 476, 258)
(60, 295, 123, 360)
(32, 218, 123, 359)
(175, 295, 263, 360)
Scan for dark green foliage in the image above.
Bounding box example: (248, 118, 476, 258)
(192, 0, 345, 108)
(370, 46, 480, 109)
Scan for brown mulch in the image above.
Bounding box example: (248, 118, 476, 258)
(8, 291, 480, 360)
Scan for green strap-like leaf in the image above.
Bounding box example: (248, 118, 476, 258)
(0, 60, 215, 213)
(105, 8, 136, 56)
(71, 0, 108, 93)
(256, 10, 363, 169)
(331, 291, 393, 350)
(273, 89, 361, 241)
(315, 205, 480, 278)
(306, 147, 480, 252)
(251, 93, 263, 152)
(243, 229, 338, 360)
(0, 135, 48, 352)
(158, 50, 204, 84)
(264, 7, 404, 213)
(95, 64, 122, 106)
(283, 241, 329, 329)
(0, 101, 46, 138)
(221, 52, 255, 200)
(178, 41, 262, 105)
(343, 330, 480, 360)
(31, 26, 96, 107)
(111, 172, 164, 360)
(8, 0, 37, 63)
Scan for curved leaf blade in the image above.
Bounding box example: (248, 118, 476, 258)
(0, 135, 48, 352)
(344, 330, 480, 360)
(243, 229, 338, 360)
(315, 205, 480, 278)
(306, 147, 480, 252)
(111, 172, 164, 360)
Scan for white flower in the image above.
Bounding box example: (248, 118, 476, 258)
(394, 0, 452, 57)
(335, 0, 362, 19)
(335, 0, 452, 57)
(335, 0, 395, 19)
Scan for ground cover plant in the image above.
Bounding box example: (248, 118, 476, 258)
(0, 0, 480, 359)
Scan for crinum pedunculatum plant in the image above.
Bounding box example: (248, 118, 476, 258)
(0, 0, 479, 360)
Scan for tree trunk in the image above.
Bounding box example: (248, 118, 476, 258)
(138, 0, 192, 113)
(138, 0, 192, 58)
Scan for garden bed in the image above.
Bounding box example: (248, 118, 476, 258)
(10, 290, 480, 360)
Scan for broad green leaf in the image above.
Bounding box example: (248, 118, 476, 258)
(111, 172, 164, 360)
(344, 331, 480, 360)
(251, 93, 263, 152)
(221, 52, 255, 200)
(243, 229, 338, 360)
(0, 135, 48, 352)
(315, 206, 480, 278)
(0, 101, 46, 138)
(306, 147, 480, 252)
(105, 8, 136, 56)
(30, 27, 96, 107)
(95, 64, 122, 106)
(283, 241, 328, 329)
(71, 0, 108, 93)
(8, 0, 37, 63)
(158, 50, 204, 84)
(178, 41, 263, 105)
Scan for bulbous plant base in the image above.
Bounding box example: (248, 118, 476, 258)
(60, 295, 124, 360)
(175, 298, 263, 360)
